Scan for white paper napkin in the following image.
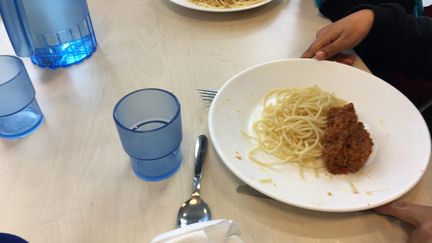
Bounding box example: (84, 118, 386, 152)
(150, 219, 244, 243)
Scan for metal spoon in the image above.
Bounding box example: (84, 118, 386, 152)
(176, 135, 211, 227)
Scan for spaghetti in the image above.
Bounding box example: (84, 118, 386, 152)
(247, 85, 346, 170)
(189, 0, 263, 9)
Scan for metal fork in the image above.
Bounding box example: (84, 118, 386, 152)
(197, 89, 217, 102)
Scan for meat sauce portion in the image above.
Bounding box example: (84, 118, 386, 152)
(322, 103, 373, 174)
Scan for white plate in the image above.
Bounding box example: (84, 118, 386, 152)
(208, 59, 431, 212)
(169, 0, 273, 12)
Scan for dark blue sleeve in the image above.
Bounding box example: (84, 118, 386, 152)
(351, 3, 432, 80)
(319, 0, 415, 21)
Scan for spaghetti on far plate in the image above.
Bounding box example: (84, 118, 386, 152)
(189, 0, 263, 8)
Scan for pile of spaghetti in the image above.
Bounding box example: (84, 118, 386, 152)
(248, 85, 346, 169)
(189, 0, 263, 9)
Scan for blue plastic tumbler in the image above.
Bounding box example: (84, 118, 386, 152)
(0, 56, 44, 139)
(0, 0, 97, 69)
(113, 89, 183, 182)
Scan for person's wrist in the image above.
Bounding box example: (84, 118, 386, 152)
(357, 9, 374, 29)
(361, 9, 374, 36)
(350, 9, 374, 44)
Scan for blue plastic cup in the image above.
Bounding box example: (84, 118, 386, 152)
(0, 56, 44, 139)
(113, 88, 183, 181)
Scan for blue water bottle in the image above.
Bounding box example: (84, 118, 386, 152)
(0, 0, 97, 69)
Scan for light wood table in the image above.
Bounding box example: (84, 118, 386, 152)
(0, 0, 430, 242)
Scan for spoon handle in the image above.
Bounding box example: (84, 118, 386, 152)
(192, 135, 208, 194)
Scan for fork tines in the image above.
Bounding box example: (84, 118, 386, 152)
(197, 89, 217, 102)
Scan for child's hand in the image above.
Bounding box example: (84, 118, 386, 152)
(302, 9, 374, 63)
(375, 201, 432, 243)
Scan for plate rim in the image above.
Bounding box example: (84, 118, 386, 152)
(168, 0, 274, 12)
(208, 58, 432, 212)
